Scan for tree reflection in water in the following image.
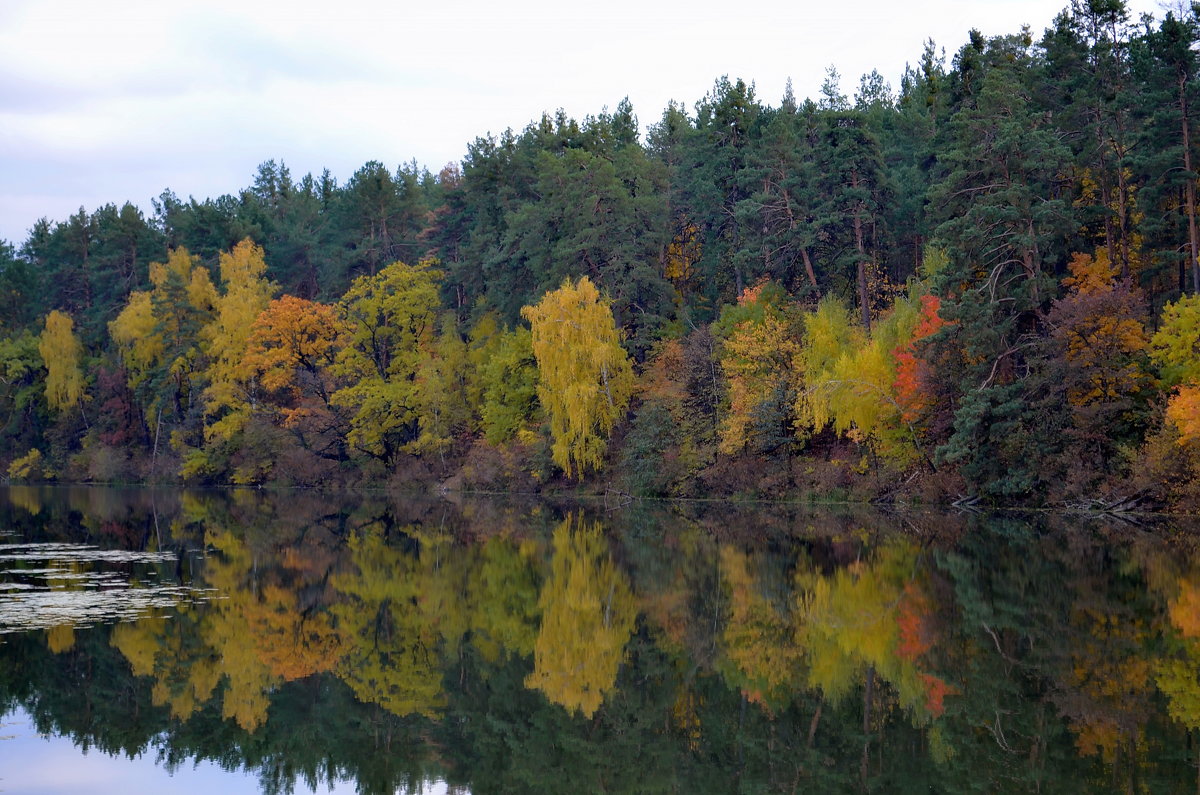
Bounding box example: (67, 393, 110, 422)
(1, 486, 1199, 793)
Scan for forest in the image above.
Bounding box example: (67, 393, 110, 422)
(4, 0, 1200, 509)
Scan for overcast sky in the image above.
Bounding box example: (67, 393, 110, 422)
(0, 0, 1168, 246)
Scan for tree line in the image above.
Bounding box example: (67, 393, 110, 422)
(4, 0, 1200, 507)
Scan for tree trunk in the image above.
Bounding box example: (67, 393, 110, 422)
(861, 666, 875, 789)
(1181, 72, 1200, 293)
(1117, 154, 1132, 279)
(801, 248, 820, 294)
(857, 259, 871, 331)
(851, 169, 871, 331)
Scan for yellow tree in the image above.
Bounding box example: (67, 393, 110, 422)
(332, 259, 441, 465)
(716, 281, 803, 455)
(199, 239, 277, 442)
(1150, 293, 1200, 388)
(329, 525, 448, 718)
(521, 277, 634, 477)
(717, 546, 804, 707)
(1145, 293, 1200, 505)
(1053, 252, 1150, 407)
(1150, 293, 1200, 437)
(796, 540, 945, 724)
(1156, 575, 1200, 731)
(110, 606, 223, 726)
(1167, 386, 1200, 446)
(109, 248, 218, 453)
(199, 528, 284, 731)
(525, 515, 636, 717)
(412, 314, 474, 457)
(798, 294, 927, 463)
(38, 310, 85, 414)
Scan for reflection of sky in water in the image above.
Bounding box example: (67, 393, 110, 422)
(0, 537, 456, 794)
(0, 543, 213, 633)
(0, 544, 177, 563)
(0, 588, 204, 633)
(0, 707, 411, 795)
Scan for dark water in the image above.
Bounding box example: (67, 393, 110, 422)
(2, 485, 1200, 794)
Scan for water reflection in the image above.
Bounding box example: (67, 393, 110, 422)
(525, 516, 635, 718)
(1, 486, 1200, 793)
(0, 541, 206, 633)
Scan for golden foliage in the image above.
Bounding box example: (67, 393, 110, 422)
(717, 546, 803, 706)
(521, 277, 634, 478)
(717, 282, 802, 454)
(38, 310, 85, 413)
(7, 448, 46, 481)
(110, 608, 224, 726)
(199, 239, 277, 441)
(201, 529, 283, 730)
(663, 220, 702, 287)
(1167, 385, 1200, 446)
(1150, 294, 1200, 388)
(109, 247, 216, 403)
(45, 623, 75, 654)
(330, 526, 448, 718)
(243, 584, 342, 682)
(525, 516, 636, 718)
(331, 259, 442, 462)
(796, 541, 945, 723)
(798, 294, 922, 460)
(108, 291, 160, 383)
(1058, 251, 1150, 407)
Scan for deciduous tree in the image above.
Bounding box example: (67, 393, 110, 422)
(38, 310, 85, 414)
(332, 259, 442, 465)
(521, 276, 634, 477)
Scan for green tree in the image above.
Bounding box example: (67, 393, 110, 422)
(471, 319, 539, 445)
(927, 33, 1074, 497)
(332, 259, 442, 466)
(0, 331, 45, 448)
(1132, 7, 1200, 294)
(0, 239, 42, 332)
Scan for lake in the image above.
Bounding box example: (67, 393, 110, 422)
(1, 485, 1199, 793)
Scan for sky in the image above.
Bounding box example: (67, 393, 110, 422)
(0, 707, 411, 795)
(0, 0, 1170, 247)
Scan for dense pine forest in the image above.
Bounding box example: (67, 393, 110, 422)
(4, 1, 1200, 509)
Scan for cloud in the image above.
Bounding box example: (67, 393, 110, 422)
(0, 0, 1168, 244)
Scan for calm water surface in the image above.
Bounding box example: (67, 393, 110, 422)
(1, 485, 1199, 793)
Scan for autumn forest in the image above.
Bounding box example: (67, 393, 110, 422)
(6, 2, 1200, 509)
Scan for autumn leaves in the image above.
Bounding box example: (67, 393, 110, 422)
(522, 276, 633, 478)
(33, 240, 636, 484)
(25, 232, 1200, 499)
